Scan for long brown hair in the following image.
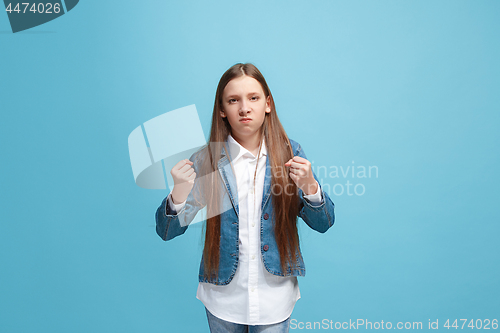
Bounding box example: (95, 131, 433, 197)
(199, 63, 301, 279)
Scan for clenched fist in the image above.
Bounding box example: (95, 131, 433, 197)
(170, 159, 196, 204)
(284, 156, 318, 196)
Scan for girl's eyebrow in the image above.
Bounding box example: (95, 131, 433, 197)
(226, 92, 261, 99)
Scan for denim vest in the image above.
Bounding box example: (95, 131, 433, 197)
(155, 138, 335, 285)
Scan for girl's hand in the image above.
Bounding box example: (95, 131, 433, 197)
(285, 156, 318, 196)
(170, 159, 196, 204)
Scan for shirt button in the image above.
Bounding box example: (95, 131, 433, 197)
(252, 223, 255, 227)
(249, 188, 254, 194)
(251, 287, 255, 292)
(263, 213, 269, 220)
(252, 255, 255, 260)
(263, 244, 269, 251)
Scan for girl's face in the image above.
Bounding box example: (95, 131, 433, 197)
(220, 75, 271, 141)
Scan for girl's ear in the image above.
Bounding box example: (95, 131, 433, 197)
(266, 96, 271, 113)
(220, 109, 226, 118)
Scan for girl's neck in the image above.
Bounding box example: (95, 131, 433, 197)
(230, 131, 262, 157)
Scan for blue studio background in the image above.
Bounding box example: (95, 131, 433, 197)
(1, 1, 499, 332)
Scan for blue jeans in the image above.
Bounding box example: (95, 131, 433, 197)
(205, 307, 290, 333)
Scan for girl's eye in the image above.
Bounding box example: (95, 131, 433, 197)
(251, 96, 259, 101)
(228, 99, 237, 103)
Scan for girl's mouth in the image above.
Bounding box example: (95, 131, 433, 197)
(240, 118, 252, 123)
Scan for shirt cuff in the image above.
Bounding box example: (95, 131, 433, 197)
(167, 193, 187, 214)
(302, 181, 323, 206)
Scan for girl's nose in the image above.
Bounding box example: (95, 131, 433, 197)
(239, 100, 251, 115)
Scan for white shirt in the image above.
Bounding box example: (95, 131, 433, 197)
(167, 134, 322, 325)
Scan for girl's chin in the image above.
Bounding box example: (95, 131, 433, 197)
(232, 129, 260, 138)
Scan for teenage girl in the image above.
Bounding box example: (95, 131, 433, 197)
(156, 63, 335, 333)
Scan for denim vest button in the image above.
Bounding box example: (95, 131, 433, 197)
(263, 213, 269, 220)
(263, 244, 269, 251)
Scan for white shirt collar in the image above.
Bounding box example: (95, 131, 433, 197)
(227, 133, 267, 163)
